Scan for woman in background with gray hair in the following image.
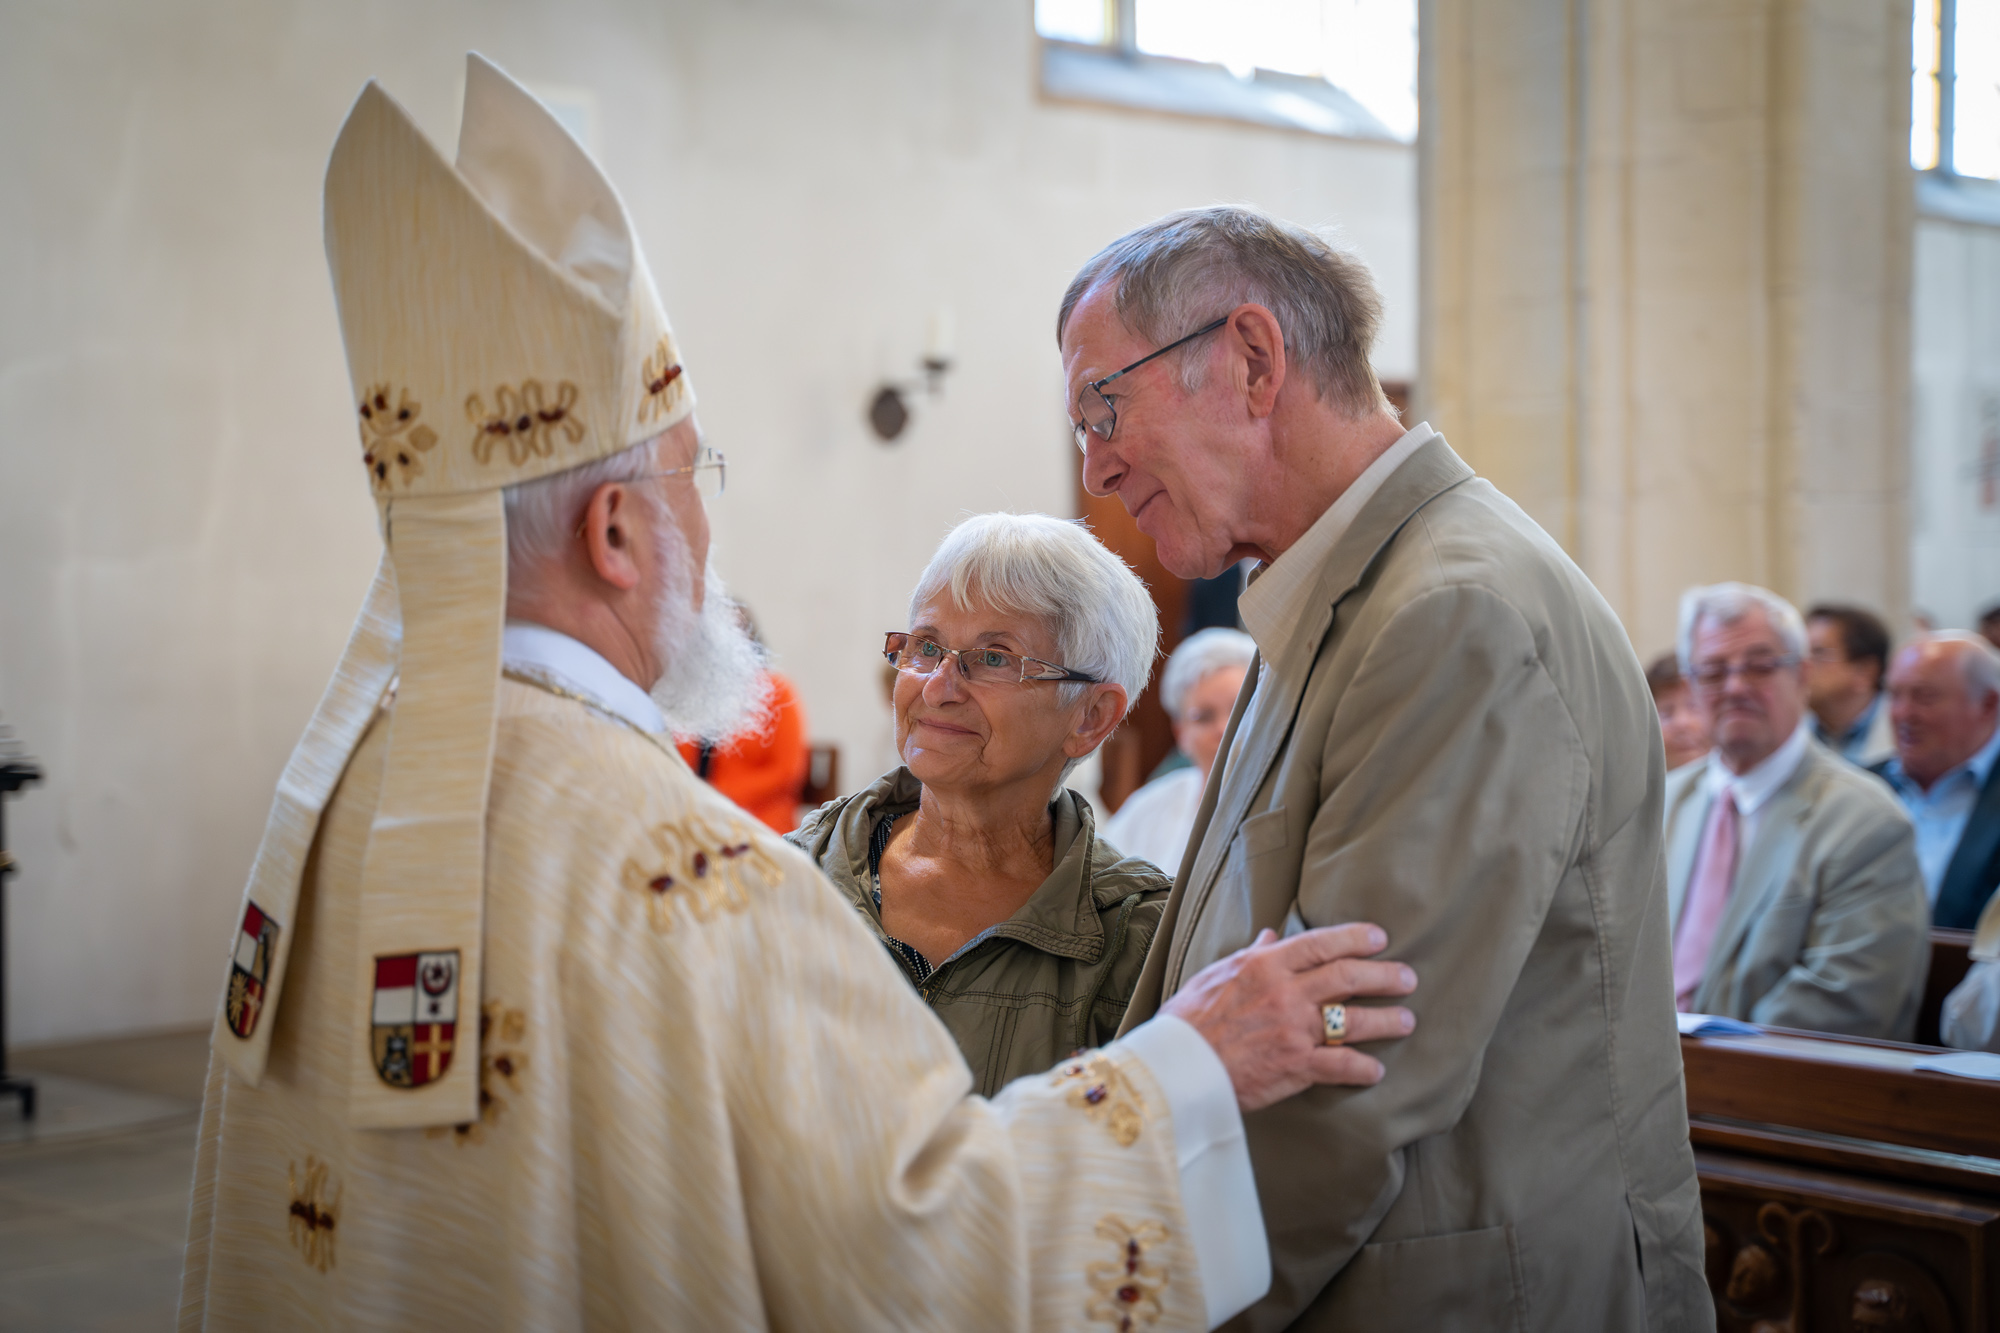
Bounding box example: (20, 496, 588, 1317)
(787, 513, 1171, 1095)
(1105, 628, 1257, 873)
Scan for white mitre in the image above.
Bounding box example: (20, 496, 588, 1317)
(211, 53, 694, 1130)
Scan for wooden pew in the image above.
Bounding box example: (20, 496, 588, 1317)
(1684, 1026, 2000, 1330)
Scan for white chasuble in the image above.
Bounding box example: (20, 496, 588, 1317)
(180, 676, 1257, 1330)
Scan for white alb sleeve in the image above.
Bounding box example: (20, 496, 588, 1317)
(1113, 1014, 1270, 1328)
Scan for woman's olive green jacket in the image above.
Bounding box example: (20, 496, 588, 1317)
(786, 767, 1171, 1097)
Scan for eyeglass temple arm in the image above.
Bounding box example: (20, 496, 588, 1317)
(1088, 315, 1231, 393)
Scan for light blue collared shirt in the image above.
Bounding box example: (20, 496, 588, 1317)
(1880, 724, 2000, 902)
(1816, 691, 1882, 764)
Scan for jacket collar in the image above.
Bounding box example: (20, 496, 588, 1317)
(794, 766, 1125, 963)
(1184, 434, 1477, 916)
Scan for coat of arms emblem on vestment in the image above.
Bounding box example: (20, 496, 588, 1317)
(224, 901, 281, 1038)
(370, 950, 460, 1088)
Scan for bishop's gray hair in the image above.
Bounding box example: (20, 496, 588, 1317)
(502, 435, 660, 584)
(1676, 582, 1808, 671)
(908, 512, 1158, 719)
(1057, 205, 1392, 418)
(1160, 627, 1256, 720)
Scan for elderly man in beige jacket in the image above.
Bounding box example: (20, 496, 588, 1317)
(1663, 583, 1928, 1039)
(1066, 207, 1711, 1331)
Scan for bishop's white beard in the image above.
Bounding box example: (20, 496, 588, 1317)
(648, 526, 771, 745)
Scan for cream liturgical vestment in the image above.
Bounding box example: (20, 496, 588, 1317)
(182, 55, 1264, 1331)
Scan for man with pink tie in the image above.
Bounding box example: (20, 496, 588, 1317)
(1662, 583, 1929, 1039)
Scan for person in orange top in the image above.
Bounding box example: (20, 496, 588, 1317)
(678, 614, 813, 831)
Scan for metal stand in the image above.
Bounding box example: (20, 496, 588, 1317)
(0, 757, 43, 1119)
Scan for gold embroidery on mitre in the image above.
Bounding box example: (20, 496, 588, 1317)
(1086, 1216, 1170, 1330)
(286, 1156, 342, 1273)
(1053, 1052, 1144, 1147)
(357, 385, 439, 492)
(619, 811, 784, 933)
(465, 379, 585, 467)
(428, 1001, 528, 1147)
(638, 337, 684, 424)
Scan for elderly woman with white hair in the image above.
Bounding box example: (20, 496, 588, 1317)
(787, 512, 1171, 1096)
(1104, 627, 1257, 872)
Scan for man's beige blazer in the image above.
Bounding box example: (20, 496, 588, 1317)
(1122, 437, 1712, 1331)
(1662, 743, 1928, 1040)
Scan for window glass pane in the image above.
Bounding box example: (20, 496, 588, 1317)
(1134, 0, 1418, 141)
(1037, 0, 1110, 45)
(1956, 0, 2000, 178)
(1913, 0, 1940, 170)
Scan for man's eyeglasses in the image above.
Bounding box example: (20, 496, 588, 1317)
(1072, 315, 1229, 453)
(634, 445, 726, 500)
(884, 632, 1100, 686)
(571, 446, 725, 538)
(1688, 654, 1799, 692)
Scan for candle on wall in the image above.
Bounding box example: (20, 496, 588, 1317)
(925, 307, 955, 365)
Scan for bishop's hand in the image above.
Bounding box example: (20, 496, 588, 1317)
(1162, 923, 1417, 1112)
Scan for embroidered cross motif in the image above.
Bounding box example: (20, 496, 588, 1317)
(286, 1156, 342, 1273)
(638, 336, 684, 423)
(358, 385, 439, 491)
(1053, 1052, 1144, 1147)
(465, 379, 585, 467)
(429, 1001, 528, 1146)
(1085, 1216, 1170, 1330)
(620, 811, 783, 933)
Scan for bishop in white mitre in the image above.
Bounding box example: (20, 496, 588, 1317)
(179, 56, 1414, 1331)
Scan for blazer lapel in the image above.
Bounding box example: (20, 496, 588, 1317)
(1165, 438, 1477, 991)
(1662, 775, 1711, 931)
(1698, 751, 1820, 1001)
(1937, 760, 2000, 929)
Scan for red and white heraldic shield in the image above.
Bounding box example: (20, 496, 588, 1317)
(370, 950, 460, 1088)
(224, 901, 280, 1039)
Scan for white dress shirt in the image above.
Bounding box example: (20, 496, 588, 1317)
(501, 621, 665, 734)
(1227, 421, 1438, 770)
(1700, 719, 1814, 858)
(1102, 766, 1205, 873)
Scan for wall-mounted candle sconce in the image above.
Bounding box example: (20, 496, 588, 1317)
(868, 309, 955, 443)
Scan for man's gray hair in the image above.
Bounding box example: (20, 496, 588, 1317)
(1908, 631, 2000, 701)
(1160, 628, 1256, 720)
(908, 513, 1158, 716)
(1676, 582, 1808, 670)
(502, 435, 659, 582)
(1057, 205, 1391, 417)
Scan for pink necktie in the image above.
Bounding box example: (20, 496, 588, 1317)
(1673, 789, 1739, 1012)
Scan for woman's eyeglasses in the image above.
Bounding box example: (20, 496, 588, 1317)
(883, 632, 1099, 686)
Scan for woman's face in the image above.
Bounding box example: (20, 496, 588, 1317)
(1655, 682, 1712, 771)
(1173, 665, 1247, 780)
(894, 596, 1122, 800)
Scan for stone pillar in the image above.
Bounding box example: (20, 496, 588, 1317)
(1418, 0, 1914, 655)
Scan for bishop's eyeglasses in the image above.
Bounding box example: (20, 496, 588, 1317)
(883, 632, 1100, 686)
(1072, 315, 1229, 453)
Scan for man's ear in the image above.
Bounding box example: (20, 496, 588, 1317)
(1066, 683, 1131, 758)
(1228, 304, 1288, 418)
(581, 480, 645, 592)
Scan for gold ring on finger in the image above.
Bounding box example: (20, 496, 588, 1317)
(1321, 1003, 1348, 1046)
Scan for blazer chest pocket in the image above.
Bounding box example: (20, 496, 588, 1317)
(1238, 807, 1289, 858)
(1313, 1224, 1524, 1332)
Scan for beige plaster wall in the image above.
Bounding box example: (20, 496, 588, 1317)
(0, 0, 1415, 1044)
(1420, 0, 1913, 662)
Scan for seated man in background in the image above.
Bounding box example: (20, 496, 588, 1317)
(1647, 651, 1712, 770)
(1870, 633, 2000, 929)
(1105, 627, 1257, 872)
(1804, 602, 1895, 766)
(1665, 583, 1929, 1039)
